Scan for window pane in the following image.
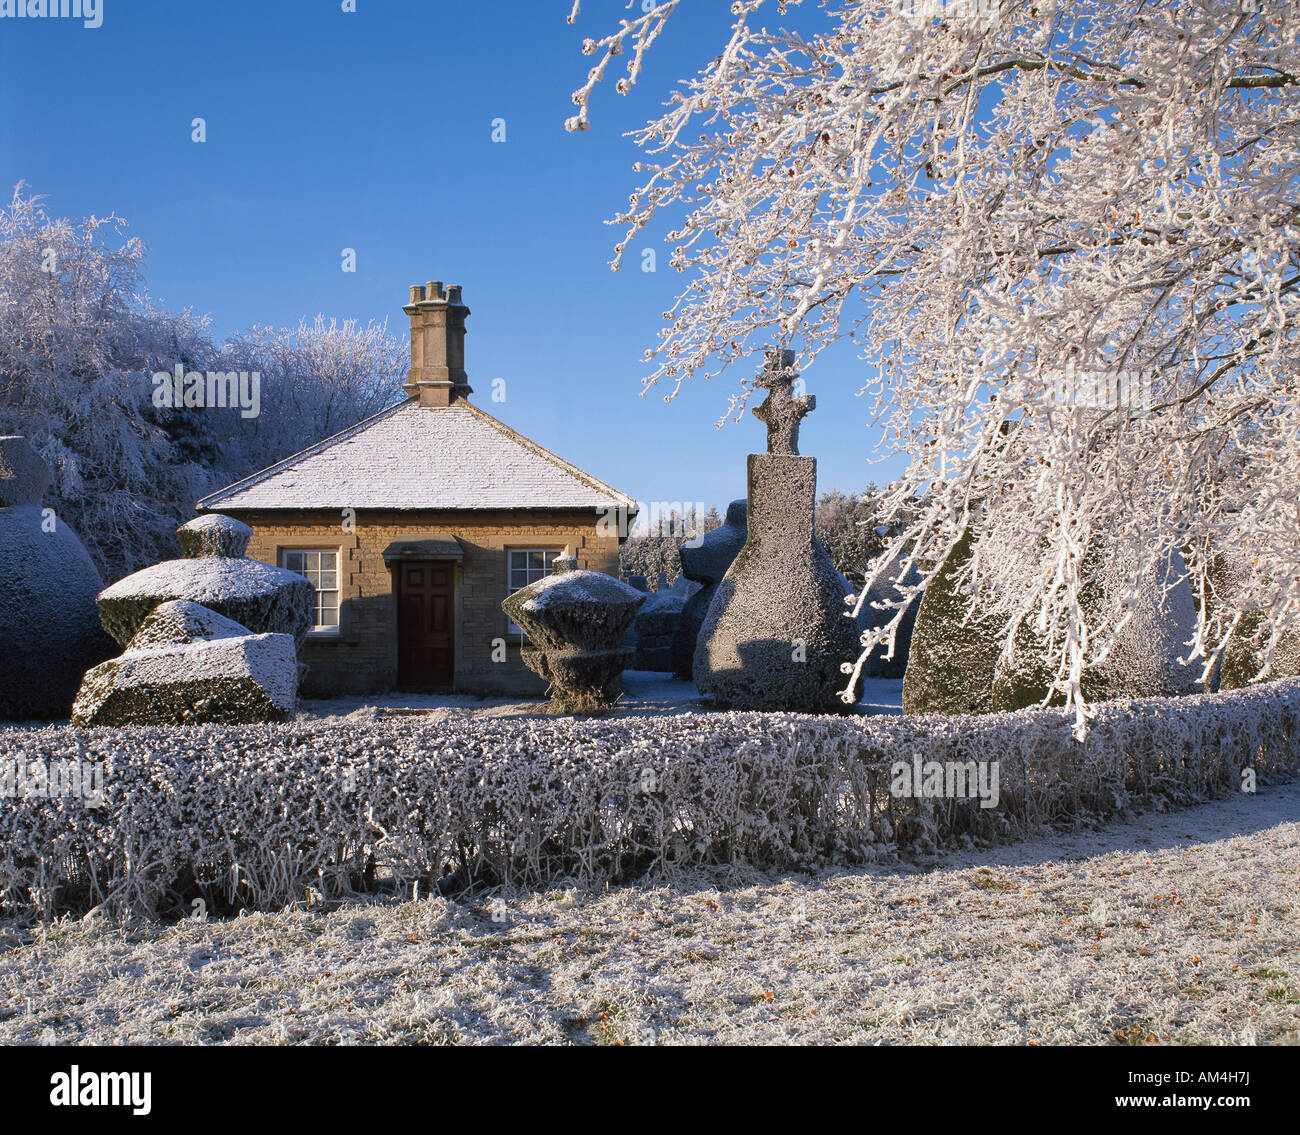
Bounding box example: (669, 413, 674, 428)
(282, 549, 342, 630)
(506, 550, 564, 638)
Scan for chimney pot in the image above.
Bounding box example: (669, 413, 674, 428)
(403, 278, 472, 406)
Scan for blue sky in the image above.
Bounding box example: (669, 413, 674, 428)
(0, 0, 900, 513)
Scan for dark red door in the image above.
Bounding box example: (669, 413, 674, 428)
(397, 561, 454, 688)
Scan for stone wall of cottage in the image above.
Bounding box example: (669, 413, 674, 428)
(223, 508, 622, 697)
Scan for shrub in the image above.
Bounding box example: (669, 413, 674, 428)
(1220, 613, 1300, 690)
(1, 679, 1296, 921)
(902, 528, 1005, 715)
(991, 545, 1202, 711)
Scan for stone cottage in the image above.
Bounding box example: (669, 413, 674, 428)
(198, 282, 635, 696)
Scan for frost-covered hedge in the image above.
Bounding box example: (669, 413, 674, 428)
(2, 679, 1297, 920)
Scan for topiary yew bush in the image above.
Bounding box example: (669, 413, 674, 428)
(901, 528, 1005, 716)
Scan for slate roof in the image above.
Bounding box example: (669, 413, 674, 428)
(197, 400, 635, 513)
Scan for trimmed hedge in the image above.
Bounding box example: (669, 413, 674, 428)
(1, 679, 1297, 920)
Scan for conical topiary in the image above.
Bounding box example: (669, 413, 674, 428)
(989, 543, 1200, 710)
(901, 526, 1005, 716)
(859, 543, 923, 679)
(1208, 553, 1300, 690)
(671, 498, 747, 680)
(1219, 614, 1300, 689)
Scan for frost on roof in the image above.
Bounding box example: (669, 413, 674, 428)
(198, 401, 635, 512)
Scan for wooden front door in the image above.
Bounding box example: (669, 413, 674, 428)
(396, 560, 455, 688)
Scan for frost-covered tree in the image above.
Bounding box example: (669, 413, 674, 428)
(815, 487, 885, 581)
(1, 187, 407, 581)
(217, 315, 406, 477)
(815, 483, 927, 581)
(568, 0, 1300, 733)
(0, 186, 219, 578)
(620, 502, 723, 583)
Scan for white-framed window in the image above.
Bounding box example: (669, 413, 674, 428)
(506, 548, 562, 634)
(282, 548, 340, 629)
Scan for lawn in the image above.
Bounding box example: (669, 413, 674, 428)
(2, 775, 1294, 1045)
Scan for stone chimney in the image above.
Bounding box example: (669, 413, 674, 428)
(403, 281, 472, 407)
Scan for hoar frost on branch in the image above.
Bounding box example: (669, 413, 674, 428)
(568, 0, 1300, 735)
(0, 186, 407, 580)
